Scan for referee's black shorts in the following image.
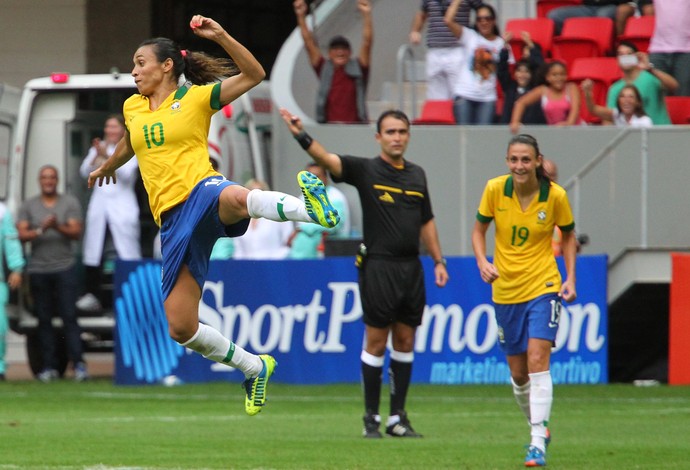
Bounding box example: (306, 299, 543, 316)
(358, 257, 426, 328)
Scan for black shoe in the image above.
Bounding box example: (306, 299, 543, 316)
(385, 411, 423, 437)
(0, 373, 5, 381)
(363, 413, 382, 438)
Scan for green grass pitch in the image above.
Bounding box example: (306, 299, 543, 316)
(1, 379, 689, 469)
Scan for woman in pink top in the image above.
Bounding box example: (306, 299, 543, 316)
(510, 61, 582, 133)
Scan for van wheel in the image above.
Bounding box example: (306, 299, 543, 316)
(26, 332, 69, 377)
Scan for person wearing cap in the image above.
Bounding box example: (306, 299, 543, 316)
(293, 0, 372, 123)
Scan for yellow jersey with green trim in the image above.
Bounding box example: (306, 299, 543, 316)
(476, 175, 575, 304)
(123, 83, 223, 226)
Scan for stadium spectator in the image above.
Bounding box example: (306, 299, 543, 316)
(293, 0, 372, 123)
(233, 180, 293, 260)
(17, 166, 88, 382)
(648, 0, 690, 96)
(77, 115, 141, 313)
(616, 0, 655, 35)
(497, 31, 546, 125)
(583, 81, 653, 127)
(0, 202, 25, 381)
(547, 0, 628, 35)
(87, 15, 339, 415)
(444, 0, 511, 125)
(409, 0, 483, 101)
(510, 61, 582, 134)
(289, 162, 352, 259)
(607, 41, 677, 125)
(280, 107, 449, 439)
(472, 134, 577, 468)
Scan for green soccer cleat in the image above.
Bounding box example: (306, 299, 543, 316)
(243, 354, 277, 416)
(297, 171, 340, 228)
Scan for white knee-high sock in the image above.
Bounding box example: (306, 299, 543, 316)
(246, 189, 312, 223)
(529, 370, 553, 452)
(511, 377, 531, 422)
(181, 323, 263, 378)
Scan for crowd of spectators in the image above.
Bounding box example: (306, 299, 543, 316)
(292, 0, 688, 127)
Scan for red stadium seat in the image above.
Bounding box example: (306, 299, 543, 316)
(413, 100, 455, 125)
(505, 18, 555, 60)
(536, 0, 583, 19)
(617, 15, 655, 53)
(568, 57, 622, 124)
(552, 17, 614, 69)
(664, 96, 690, 125)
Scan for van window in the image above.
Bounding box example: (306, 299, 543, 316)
(23, 87, 156, 256)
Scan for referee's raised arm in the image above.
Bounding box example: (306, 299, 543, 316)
(279, 108, 343, 179)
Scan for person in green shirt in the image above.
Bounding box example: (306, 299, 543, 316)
(606, 41, 678, 125)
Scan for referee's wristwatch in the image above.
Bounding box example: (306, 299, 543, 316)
(434, 257, 447, 267)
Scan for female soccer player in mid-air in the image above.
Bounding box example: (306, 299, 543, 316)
(88, 14, 339, 415)
(472, 134, 576, 467)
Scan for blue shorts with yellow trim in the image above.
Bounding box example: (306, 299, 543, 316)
(159, 176, 249, 300)
(493, 293, 561, 356)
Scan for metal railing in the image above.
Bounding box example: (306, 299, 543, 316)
(395, 44, 418, 120)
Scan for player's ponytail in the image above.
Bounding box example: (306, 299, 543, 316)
(138, 37, 239, 86)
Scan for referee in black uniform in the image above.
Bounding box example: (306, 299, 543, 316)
(280, 108, 449, 438)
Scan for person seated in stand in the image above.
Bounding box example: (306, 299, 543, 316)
(616, 0, 655, 38)
(547, 0, 628, 36)
(497, 31, 546, 125)
(293, 0, 372, 123)
(607, 41, 677, 125)
(510, 61, 582, 134)
(583, 81, 653, 127)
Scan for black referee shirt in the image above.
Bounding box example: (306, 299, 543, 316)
(333, 155, 434, 258)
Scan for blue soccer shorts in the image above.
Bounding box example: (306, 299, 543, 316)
(159, 176, 249, 300)
(493, 293, 562, 356)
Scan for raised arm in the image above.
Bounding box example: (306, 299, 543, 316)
(510, 86, 544, 133)
(444, 0, 465, 39)
(189, 15, 266, 106)
(358, 0, 373, 68)
(638, 52, 679, 93)
(581, 79, 613, 122)
(294, 0, 323, 67)
(280, 108, 343, 179)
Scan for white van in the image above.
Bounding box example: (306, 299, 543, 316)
(0, 83, 21, 201)
(7, 71, 272, 375)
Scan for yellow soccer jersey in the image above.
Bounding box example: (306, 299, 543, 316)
(477, 175, 574, 304)
(123, 83, 223, 225)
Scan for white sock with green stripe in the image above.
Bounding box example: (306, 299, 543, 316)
(246, 189, 312, 223)
(181, 323, 263, 378)
(529, 370, 553, 452)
